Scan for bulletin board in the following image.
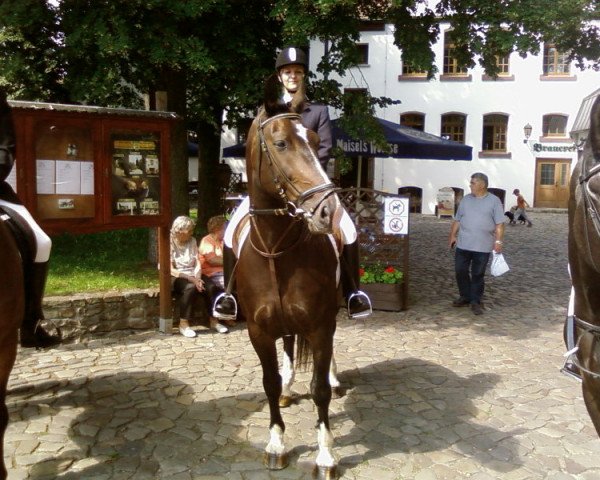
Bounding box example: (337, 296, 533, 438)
(9, 101, 177, 234)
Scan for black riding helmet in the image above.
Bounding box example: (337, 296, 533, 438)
(275, 46, 308, 72)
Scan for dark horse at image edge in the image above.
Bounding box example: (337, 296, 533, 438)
(0, 98, 25, 480)
(565, 94, 600, 437)
(233, 74, 341, 478)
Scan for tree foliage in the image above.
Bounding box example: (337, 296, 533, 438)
(1, 0, 598, 224)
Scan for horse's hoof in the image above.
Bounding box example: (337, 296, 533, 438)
(313, 464, 338, 479)
(279, 395, 293, 408)
(263, 451, 289, 470)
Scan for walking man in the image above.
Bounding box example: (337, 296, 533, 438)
(448, 173, 505, 315)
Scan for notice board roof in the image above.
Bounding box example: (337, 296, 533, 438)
(8, 100, 179, 120)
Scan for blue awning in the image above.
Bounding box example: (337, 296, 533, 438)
(332, 117, 472, 161)
(222, 143, 247, 158)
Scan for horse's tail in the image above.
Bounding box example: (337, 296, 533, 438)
(295, 335, 312, 372)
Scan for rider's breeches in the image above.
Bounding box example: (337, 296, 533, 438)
(0, 199, 51, 262)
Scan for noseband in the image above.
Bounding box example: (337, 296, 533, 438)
(251, 112, 338, 219)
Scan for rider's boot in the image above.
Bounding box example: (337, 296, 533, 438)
(341, 241, 372, 319)
(20, 262, 61, 349)
(212, 246, 237, 320)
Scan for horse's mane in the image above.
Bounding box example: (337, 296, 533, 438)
(263, 73, 306, 117)
(590, 95, 600, 161)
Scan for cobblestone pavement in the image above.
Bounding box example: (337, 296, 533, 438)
(6, 212, 600, 480)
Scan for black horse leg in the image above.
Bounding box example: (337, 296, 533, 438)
(280, 335, 295, 407)
(0, 334, 18, 480)
(250, 333, 289, 470)
(310, 338, 338, 478)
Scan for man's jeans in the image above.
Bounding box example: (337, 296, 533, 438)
(455, 247, 490, 305)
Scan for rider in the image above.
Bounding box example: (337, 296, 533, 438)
(0, 89, 61, 349)
(214, 46, 372, 320)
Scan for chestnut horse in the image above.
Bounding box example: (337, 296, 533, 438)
(564, 95, 600, 435)
(0, 112, 24, 479)
(234, 75, 341, 477)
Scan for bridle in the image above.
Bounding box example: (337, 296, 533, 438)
(250, 112, 338, 221)
(564, 152, 600, 379)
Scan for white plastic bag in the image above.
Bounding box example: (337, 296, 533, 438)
(490, 252, 510, 277)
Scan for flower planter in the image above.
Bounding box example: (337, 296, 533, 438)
(360, 282, 405, 312)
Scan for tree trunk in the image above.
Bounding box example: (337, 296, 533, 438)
(146, 69, 189, 264)
(196, 107, 224, 236)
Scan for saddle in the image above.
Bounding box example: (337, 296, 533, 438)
(0, 204, 37, 270)
(231, 211, 343, 259)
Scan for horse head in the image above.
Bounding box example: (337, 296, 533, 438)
(245, 74, 339, 234)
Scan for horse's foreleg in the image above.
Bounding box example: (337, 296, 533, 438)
(250, 334, 289, 470)
(311, 341, 338, 478)
(280, 335, 295, 408)
(0, 335, 18, 480)
(329, 355, 342, 399)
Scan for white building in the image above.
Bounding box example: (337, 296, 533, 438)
(307, 22, 598, 214)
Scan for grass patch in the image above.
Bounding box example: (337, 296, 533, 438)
(47, 228, 159, 296)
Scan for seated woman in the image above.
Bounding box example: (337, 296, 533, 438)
(170, 216, 205, 338)
(199, 216, 234, 333)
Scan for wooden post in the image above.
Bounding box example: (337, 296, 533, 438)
(158, 224, 172, 333)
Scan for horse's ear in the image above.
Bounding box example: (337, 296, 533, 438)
(590, 95, 600, 160)
(307, 129, 320, 154)
(264, 73, 287, 117)
(289, 79, 306, 114)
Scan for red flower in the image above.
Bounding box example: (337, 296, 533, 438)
(359, 268, 365, 276)
(385, 266, 395, 273)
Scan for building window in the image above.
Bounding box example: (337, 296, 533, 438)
(443, 31, 468, 75)
(482, 114, 508, 152)
(540, 164, 555, 185)
(542, 114, 568, 137)
(543, 44, 570, 76)
(401, 59, 427, 77)
(496, 54, 510, 75)
(355, 44, 369, 65)
(441, 114, 466, 143)
(401, 113, 425, 131)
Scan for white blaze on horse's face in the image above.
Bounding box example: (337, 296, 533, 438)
(294, 123, 329, 184)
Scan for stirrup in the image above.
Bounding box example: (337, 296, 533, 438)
(560, 356, 582, 383)
(212, 292, 237, 320)
(347, 290, 372, 319)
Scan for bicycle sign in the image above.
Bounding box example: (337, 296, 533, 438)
(384, 197, 409, 235)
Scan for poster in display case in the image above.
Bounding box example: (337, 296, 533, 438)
(110, 132, 161, 216)
(34, 121, 96, 220)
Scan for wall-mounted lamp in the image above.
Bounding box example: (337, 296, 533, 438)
(523, 123, 532, 144)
